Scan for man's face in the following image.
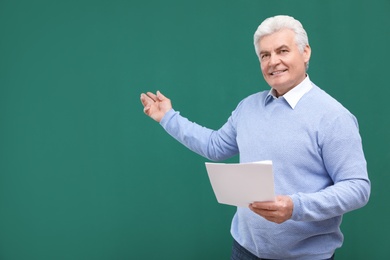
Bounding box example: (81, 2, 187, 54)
(257, 29, 311, 96)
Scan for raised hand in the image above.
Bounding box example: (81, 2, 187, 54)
(140, 91, 172, 122)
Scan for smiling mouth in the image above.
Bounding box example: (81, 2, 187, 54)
(270, 69, 287, 75)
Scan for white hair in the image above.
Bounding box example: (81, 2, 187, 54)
(253, 15, 310, 70)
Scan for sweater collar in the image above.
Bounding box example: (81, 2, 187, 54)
(265, 75, 313, 109)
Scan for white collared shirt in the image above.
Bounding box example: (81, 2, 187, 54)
(267, 75, 313, 109)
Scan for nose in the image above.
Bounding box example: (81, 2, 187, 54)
(268, 54, 280, 66)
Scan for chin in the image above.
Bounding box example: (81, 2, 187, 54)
(268, 81, 288, 89)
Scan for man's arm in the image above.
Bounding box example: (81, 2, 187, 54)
(250, 112, 370, 224)
(140, 90, 239, 161)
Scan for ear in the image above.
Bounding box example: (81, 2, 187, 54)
(303, 44, 311, 63)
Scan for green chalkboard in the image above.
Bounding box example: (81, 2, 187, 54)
(0, 0, 389, 259)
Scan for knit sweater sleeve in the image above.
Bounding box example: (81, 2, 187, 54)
(290, 111, 371, 222)
(159, 109, 239, 161)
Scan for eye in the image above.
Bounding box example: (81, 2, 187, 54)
(260, 53, 270, 61)
(280, 49, 289, 54)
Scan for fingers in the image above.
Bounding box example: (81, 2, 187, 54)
(140, 91, 165, 104)
(250, 201, 276, 211)
(140, 93, 154, 116)
(146, 92, 158, 102)
(249, 203, 276, 217)
(249, 196, 293, 224)
(249, 205, 284, 224)
(140, 92, 158, 109)
(145, 91, 166, 102)
(156, 90, 166, 101)
(140, 93, 150, 105)
(140, 90, 171, 122)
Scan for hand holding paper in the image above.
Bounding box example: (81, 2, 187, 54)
(249, 195, 293, 224)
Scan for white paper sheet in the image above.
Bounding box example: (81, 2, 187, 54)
(205, 161, 275, 207)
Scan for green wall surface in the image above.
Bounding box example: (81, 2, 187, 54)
(1, 0, 389, 259)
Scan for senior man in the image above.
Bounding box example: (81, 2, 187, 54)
(140, 15, 370, 260)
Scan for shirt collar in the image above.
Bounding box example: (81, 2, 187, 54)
(265, 75, 313, 109)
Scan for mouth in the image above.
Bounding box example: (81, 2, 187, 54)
(270, 69, 287, 76)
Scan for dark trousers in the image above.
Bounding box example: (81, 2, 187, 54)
(231, 239, 335, 260)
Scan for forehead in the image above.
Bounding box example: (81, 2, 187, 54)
(258, 29, 297, 51)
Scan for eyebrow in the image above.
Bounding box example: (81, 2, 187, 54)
(275, 45, 290, 51)
(260, 44, 290, 55)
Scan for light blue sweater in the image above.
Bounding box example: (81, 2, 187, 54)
(159, 79, 370, 259)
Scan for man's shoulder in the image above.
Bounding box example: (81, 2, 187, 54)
(306, 85, 348, 111)
(303, 85, 357, 126)
(230, 90, 268, 116)
(241, 90, 268, 103)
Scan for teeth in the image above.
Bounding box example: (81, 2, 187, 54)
(271, 70, 286, 75)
